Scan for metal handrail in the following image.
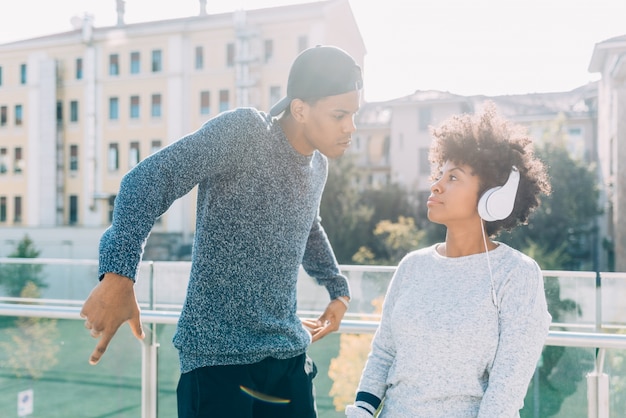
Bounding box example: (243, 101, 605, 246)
(2, 302, 626, 350)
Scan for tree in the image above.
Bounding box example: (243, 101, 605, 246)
(353, 216, 425, 265)
(0, 282, 60, 379)
(321, 155, 425, 265)
(357, 185, 421, 261)
(320, 155, 374, 264)
(499, 140, 602, 271)
(0, 235, 47, 297)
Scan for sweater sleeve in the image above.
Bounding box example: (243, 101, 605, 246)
(348, 254, 412, 410)
(98, 110, 249, 281)
(478, 260, 552, 417)
(301, 213, 350, 300)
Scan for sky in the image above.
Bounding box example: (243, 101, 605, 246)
(0, 0, 624, 102)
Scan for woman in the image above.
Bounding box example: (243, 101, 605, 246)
(346, 102, 552, 417)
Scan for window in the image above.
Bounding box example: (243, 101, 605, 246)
(69, 195, 78, 225)
(0, 148, 7, 173)
(151, 50, 162, 72)
(0, 106, 6, 126)
(14, 196, 22, 223)
(418, 107, 431, 131)
(150, 140, 162, 154)
(15, 104, 23, 126)
(14, 147, 23, 173)
(130, 96, 140, 119)
(0, 196, 6, 222)
(70, 101, 78, 122)
(76, 58, 83, 79)
(195, 46, 204, 69)
(200, 91, 210, 115)
(108, 195, 116, 223)
(226, 43, 235, 67)
(108, 143, 119, 171)
(69, 145, 79, 171)
(269, 86, 281, 109)
(109, 97, 119, 120)
(151, 94, 162, 118)
(129, 141, 140, 168)
(383, 135, 390, 163)
(20, 63, 27, 84)
(109, 54, 119, 76)
(419, 148, 430, 174)
(264, 40, 273, 62)
(130, 51, 140, 74)
(298, 36, 308, 52)
(56, 101, 63, 125)
(568, 127, 582, 136)
(219, 90, 229, 113)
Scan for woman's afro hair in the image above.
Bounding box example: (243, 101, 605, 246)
(429, 101, 551, 236)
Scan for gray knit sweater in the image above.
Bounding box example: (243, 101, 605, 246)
(347, 243, 551, 418)
(98, 108, 350, 373)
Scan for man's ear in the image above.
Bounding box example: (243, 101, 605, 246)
(290, 98, 307, 123)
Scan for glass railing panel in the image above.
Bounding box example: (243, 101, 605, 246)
(600, 273, 626, 332)
(298, 266, 395, 320)
(605, 347, 626, 416)
(522, 346, 595, 417)
(307, 332, 353, 418)
(0, 316, 142, 417)
(0, 259, 98, 302)
(150, 261, 190, 309)
(2, 259, 625, 418)
(543, 272, 598, 331)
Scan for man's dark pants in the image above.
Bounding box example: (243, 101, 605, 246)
(177, 353, 318, 417)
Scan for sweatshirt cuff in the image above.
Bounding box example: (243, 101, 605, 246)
(345, 404, 375, 417)
(350, 391, 381, 416)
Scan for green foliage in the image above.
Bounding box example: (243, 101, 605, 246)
(353, 216, 425, 266)
(0, 282, 60, 379)
(521, 240, 572, 271)
(0, 235, 47, 297)
(499, 141, 602, 271)
(321, 156, 422, 264)
(320, 155, 374, 264)
(357, 186, 421, 261)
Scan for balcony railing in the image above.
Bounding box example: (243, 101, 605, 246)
(0, 258, 625, 418)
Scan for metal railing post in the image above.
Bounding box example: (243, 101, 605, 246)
(141, 262, 159, 418)
(595, 271, 602, 332)
(587, 347, 609, 418)
(586, 271, 609, 418)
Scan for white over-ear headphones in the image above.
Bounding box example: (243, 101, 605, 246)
(477, 166, 520, 222)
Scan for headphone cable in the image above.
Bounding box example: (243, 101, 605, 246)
(481, 220, 498, 309)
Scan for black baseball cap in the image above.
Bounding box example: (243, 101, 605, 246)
(269, 45, 363, 117)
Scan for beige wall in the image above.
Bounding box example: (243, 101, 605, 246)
(0, 0, 365, 245)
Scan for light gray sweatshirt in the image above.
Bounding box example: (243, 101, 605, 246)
(347, 243, 551, 418)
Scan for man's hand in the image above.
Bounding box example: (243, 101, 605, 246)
(302, 297, 349, 342)
(80, 273, 145, 365)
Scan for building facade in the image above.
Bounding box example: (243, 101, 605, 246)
(0, 0, 365, 258)
(352, 85, 605, 269)
(1, 1, 622, 271)
(589, 34, 626, 272)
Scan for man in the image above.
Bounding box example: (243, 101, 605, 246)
(80, 45, 362, 417)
